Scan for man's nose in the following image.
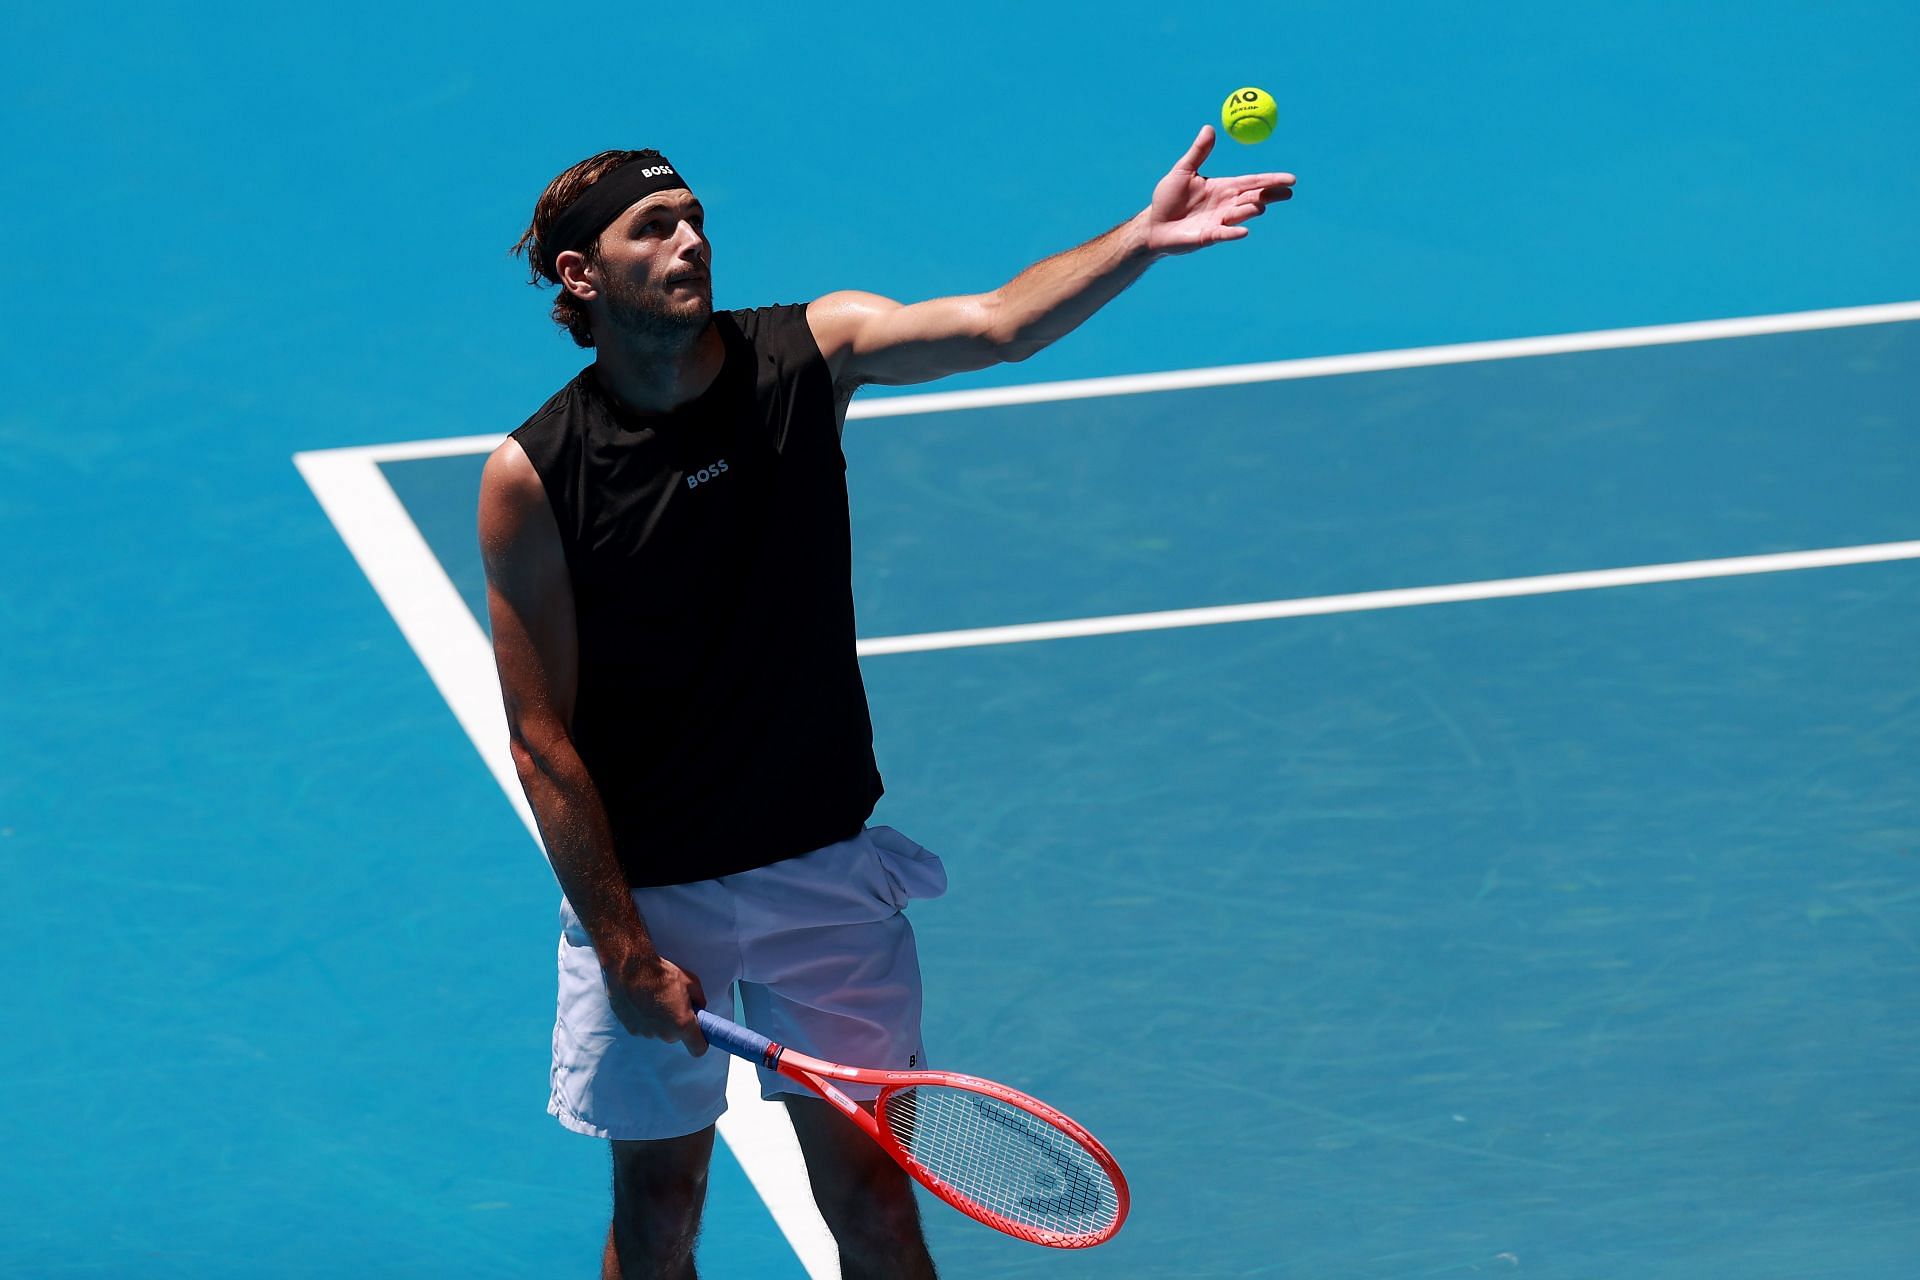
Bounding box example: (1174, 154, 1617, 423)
(674, 220, 707, 263)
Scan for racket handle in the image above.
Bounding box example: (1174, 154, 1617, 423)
(695, 1010, 778, 1065)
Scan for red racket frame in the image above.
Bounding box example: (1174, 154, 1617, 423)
(697, 1011, 1129, 1248)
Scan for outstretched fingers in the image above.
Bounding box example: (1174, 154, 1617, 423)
(1221, 198, 1267, 227)
(1239, 172, 1296, 200)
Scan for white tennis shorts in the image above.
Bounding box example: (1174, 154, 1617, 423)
(547, 824, 948, 1141)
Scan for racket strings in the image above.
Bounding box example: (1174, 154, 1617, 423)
(881, 1084, 1120, 1241)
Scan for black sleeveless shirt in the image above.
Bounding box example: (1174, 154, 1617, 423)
(510, 304, 883, 887)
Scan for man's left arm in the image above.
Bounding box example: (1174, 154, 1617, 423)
(810, 125, 1294, 393)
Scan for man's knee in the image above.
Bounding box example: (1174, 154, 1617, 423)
(784, 1098, 934, 1273)
(610, 1130, 715, 1264)
(810, 1154, 914, 1229)
(811, 1150, 933, 1271)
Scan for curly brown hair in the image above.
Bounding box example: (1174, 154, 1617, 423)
(511, 149, 668, 348)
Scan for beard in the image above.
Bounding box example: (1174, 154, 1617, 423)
(599, 271, 712, 345)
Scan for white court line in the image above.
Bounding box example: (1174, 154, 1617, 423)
(293, 299, 1920, 1280)
(846, 298, 1920, 418)
(334, 299, 1920, 461)
(855, 541, 1920, 656)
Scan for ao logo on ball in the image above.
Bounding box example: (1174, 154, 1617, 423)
(1220, 86, 1277, 144)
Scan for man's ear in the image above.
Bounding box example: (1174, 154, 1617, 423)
(555, 248, 597, 303)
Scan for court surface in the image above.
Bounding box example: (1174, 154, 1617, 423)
(5, 3, 1919, 1277)
(301, 310, 1920, 1279)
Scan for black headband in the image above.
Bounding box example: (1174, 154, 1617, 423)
(542, 157, 690, 276)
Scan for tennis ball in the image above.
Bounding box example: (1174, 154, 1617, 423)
(1221, 87, 1277, 144)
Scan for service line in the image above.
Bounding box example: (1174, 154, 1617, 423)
(856, 541, 1920, 656)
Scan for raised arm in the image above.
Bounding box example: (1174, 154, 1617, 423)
(810, 125, 1294, 391)
(478, 440, 706, 1053)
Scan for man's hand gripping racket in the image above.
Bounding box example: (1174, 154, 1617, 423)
(695, 1010, 1129, 1248)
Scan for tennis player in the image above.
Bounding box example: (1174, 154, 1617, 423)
(481, 131, 1293, 1279)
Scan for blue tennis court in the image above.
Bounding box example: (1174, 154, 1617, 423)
(348, 315, 1920, 1277)
(4, 3, 1918, 1276)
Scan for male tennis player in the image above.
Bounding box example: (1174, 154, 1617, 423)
(481, 130, 1293, 1279)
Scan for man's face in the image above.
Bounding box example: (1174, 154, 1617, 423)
(590, 189, 712, 340)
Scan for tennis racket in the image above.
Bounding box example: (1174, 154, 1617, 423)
(694, 1009, 1128, 1248)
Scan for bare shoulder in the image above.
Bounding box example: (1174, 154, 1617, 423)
(479, 437, 558, 564)
(807, 291, 901, 366)
(482, 436, 552, 511)
(482, 435, 537, 492)
(477, 436, 578, 723)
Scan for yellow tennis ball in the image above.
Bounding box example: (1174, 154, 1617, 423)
(1221, 86, 1277, 144)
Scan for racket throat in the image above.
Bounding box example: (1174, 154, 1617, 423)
(817, 1078, 860, 1114)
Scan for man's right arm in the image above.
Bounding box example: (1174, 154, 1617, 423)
(478, 438, 706, 1053)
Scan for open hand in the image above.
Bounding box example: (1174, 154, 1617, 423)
(1145, 125, 1295, 257)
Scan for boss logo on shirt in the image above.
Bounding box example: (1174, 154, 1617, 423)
(686, 458, 730, 490)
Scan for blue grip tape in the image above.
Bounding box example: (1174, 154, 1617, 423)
(695, 1010, 777, 1065)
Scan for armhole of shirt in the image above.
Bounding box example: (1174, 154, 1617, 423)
(748, 303, 848, 459)
(508, 398, 583, 580)
(790, 300, 858, 438)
